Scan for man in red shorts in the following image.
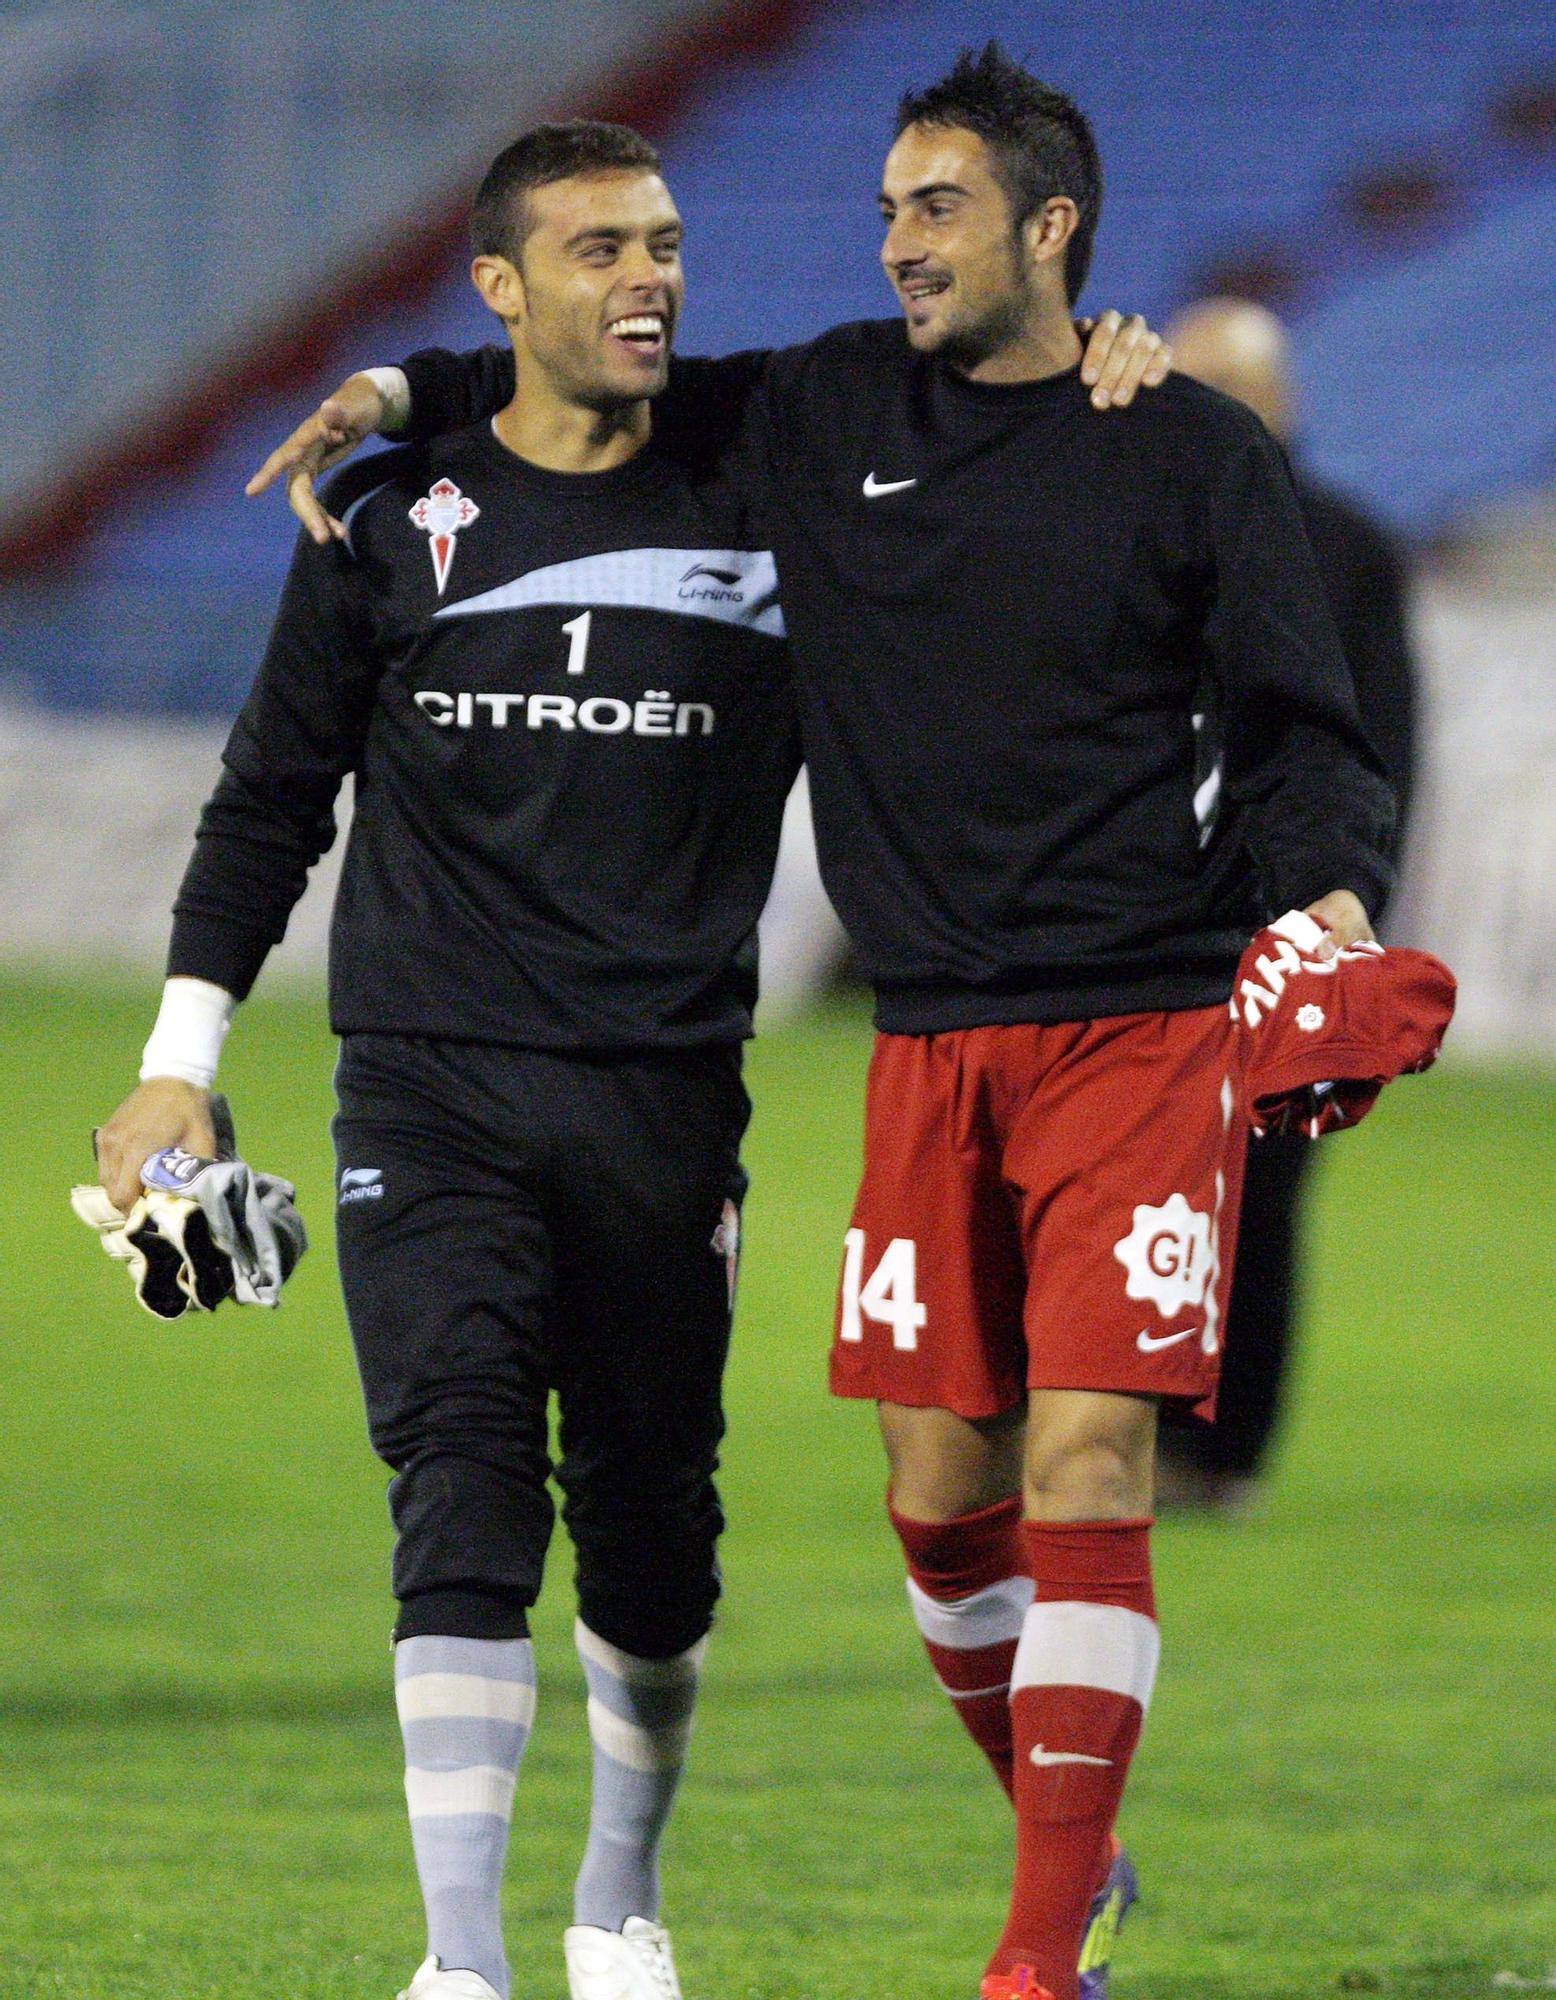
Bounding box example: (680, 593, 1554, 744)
(808, 47, 1376, 2000)
(249, 47, 1392, 2000)
(812, 50, 1384, 2000)
(808, 50, 1387, 2000)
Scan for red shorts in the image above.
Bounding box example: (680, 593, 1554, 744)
(829, 1008, 1247, 1420)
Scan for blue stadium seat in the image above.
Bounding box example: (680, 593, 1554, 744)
(5, 0, 1554, 713)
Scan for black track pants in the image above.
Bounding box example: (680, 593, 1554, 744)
(332, 1033, 749, 1657)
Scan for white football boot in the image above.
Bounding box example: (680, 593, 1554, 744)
(396, 1955, 504, 2000)
(563, 1916, 682, 2000)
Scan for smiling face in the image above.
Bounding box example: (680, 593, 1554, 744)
(879, 123, 1072, 371)
(482, 167, 684, 410)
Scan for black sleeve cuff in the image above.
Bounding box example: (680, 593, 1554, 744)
(1269, 843, 1395, 927)
(399, 345, 514, 442)
(167, 912, 274, 1003)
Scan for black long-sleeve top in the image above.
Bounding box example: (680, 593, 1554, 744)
(399, 322, 1398, 1033)
(168, 423, 799, 1048)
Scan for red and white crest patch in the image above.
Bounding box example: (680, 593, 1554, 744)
(409, 478, 480, 595)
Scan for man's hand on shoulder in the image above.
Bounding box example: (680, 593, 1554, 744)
(1303, 889, 1376, 958)
(96, 1077, 218, 1215)
(1076, 311, 1173, 410)
(244, 371, 392, 545)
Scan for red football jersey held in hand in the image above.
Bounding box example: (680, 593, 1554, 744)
(1232, 910, 1457, 1137)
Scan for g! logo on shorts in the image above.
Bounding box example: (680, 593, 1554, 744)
(1112, 1194, 1212, 1318)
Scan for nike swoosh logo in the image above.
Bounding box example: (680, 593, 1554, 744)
(1030, 1745, 1114, 1767)
(1136, 1325, 1199, 1352)
(862, 472, 918, 497)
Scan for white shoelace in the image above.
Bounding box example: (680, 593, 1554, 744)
(626, 1927, 679, 2000)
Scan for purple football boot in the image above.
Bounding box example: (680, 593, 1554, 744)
(1078, 1840, 1139, 2000)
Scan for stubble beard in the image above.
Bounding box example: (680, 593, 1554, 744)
(578, 363, 670, 413)
(529, 324, 672, 414)
(935, 249, 1039, 374)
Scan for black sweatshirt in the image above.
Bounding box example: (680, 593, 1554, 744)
(401, 323, 1395, 1032)
(169, 423, 798, 1048)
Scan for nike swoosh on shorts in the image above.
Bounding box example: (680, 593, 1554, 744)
(1135, 1326, 1199, 1352)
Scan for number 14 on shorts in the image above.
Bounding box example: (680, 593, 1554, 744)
(839, 1230, 926, 1350)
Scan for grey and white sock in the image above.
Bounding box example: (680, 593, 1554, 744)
(395, 1633, 536, 2000)
(572, 1619, 705, 1931)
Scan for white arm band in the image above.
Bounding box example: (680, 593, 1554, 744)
(140, 977, 237, 1088)
(363, 365, 412, 435)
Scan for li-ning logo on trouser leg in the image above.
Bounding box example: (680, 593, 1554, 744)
(339, 1167, 384, 1205)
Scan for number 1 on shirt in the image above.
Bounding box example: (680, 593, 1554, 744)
(562, 610, 592, 675)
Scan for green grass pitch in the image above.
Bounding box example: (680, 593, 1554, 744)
(2, 970, 1552, 1999)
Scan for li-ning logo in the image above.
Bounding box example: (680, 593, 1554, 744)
(409, 479, 480, 595)
(679, 560, 745, 604)
(339, 1166, 384, 1205)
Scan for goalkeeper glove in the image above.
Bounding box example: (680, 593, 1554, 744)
(71, 1096, 307, 1319)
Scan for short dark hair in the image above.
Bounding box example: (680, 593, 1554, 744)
(896, 42, 1102, 304)
(472, 120, 662, 261)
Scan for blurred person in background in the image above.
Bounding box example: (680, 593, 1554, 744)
(1156, 296, 1419, 1514)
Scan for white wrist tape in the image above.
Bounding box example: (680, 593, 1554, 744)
(140, 978, 236, 1088)
(363, 365, 412, 435)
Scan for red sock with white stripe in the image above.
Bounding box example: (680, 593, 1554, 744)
(890, 1494, 1030, 1798)
(986, 1518, 1158, 2000)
